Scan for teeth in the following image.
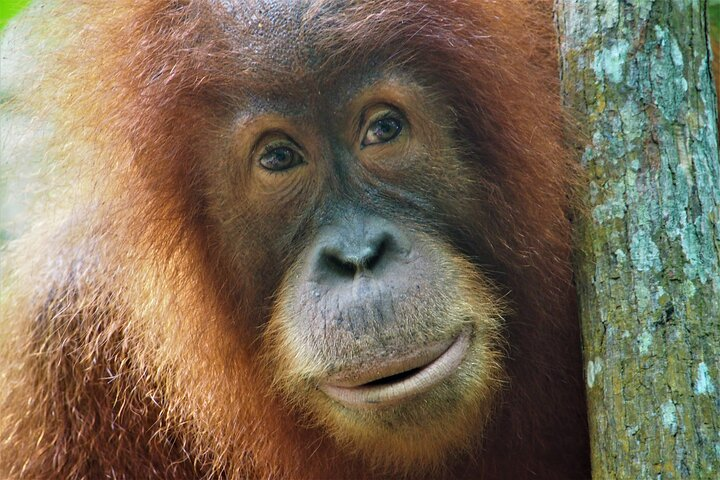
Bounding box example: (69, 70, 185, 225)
(320, 329, 471, 409)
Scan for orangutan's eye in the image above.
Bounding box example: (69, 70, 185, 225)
(256, 136, 305, 172)
(259, 146, 303, 171)
(362, 112, 404, 147)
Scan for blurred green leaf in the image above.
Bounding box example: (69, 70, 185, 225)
(710, 0, 720, 34)
(710, 5, 720, 38)
(0, 0, 31, 31)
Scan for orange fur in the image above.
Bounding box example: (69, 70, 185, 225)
(1, 1, 590, 478)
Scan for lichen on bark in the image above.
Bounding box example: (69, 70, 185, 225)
(556, 0, 720, 477)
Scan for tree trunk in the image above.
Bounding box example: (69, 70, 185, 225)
(555, 1, 720, 478)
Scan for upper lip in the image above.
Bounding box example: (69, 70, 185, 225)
(319, 329, 471, 409)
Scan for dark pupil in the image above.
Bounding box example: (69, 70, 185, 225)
(262, 147, 294, 170)
(373, 118, 400, 141)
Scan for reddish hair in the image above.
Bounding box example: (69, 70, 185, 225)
(1, 1, 588, 478)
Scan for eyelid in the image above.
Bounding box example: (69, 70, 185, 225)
(252, 132, 303, 158)
(361, 104, 403, 126)
(262, 139, 293, 154)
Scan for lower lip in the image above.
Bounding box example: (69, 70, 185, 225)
(320, 330, 471, 410)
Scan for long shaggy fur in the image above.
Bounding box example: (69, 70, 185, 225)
(1, 1, 592, 478)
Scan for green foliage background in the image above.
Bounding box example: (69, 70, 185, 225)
(0, 1, 31, 31)
(711, 0, 720, 39)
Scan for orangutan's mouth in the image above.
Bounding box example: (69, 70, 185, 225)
(320, 329, 471, 409)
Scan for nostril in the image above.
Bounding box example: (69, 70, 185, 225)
(319, 233, 393, 279)
(322, 249, 359, 278)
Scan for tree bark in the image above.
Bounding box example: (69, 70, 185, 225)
(556, 1, 720, 478)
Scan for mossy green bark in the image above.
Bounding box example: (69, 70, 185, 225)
(556, 0, 720, 478)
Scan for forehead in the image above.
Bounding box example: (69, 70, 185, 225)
(216, 0, 414, 111)
(219, 0, 310, 65)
